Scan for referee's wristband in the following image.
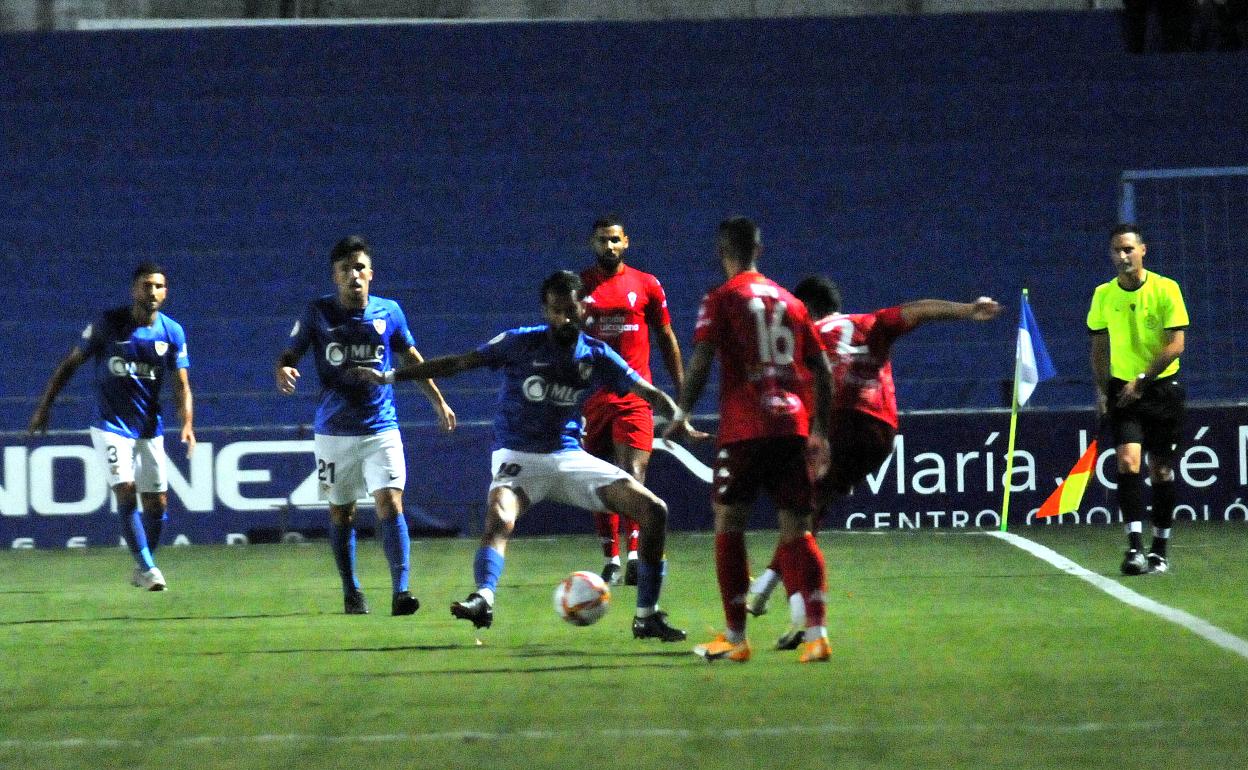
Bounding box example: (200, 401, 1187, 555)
(382, 370, 397, 385)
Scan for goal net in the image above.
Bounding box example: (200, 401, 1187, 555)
(1118, 166, 1248, 404)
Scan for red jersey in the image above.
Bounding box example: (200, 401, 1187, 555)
(582, 264, 672, 392)
(815, 306, 914, 429)
(693, 271, 824, 445)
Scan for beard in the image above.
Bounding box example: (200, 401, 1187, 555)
(552, 322, 579, 346)
(596, 253, 622, 271)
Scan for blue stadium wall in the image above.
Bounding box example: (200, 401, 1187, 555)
(1, 11, 1245, 546)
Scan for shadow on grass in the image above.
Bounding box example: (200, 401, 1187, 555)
(0, 611, 315, 626)
(367, 659, 690, 676)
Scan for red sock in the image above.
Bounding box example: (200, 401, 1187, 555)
(777, 533, 827, 628)
(594, 512, 620, 559)
(623, 516, 640, 555)
(715, 531, 749, 634)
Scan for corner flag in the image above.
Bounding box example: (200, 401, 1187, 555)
(1016, 292, 1056, 406)
(1037, 440, 1099, 518)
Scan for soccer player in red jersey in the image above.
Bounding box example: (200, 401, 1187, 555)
(580, 214, 685, 586)
(747, 276, 1002, 648)
(665, 217, 835, 663)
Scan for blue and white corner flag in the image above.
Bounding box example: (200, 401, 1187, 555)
(1016, 291, 1056, 406)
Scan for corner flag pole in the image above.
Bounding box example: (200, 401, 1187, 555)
(999, 288, 1027, 532)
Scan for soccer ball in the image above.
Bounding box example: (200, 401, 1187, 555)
(553, 570, 611, 626)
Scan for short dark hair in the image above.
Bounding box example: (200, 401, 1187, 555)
(132, 262, 166, 281)
(1111, 223, 1145, 242)
(592, 213, 625, 232)
(330, 235, 370, 265)
(540, 270, 585, 302)
(718, 216, 761, 261)
(793, 276, 842, 318)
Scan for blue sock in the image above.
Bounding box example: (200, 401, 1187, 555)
(379, 515, 410, 594)
(329, 522, 359, 593)
(141, 509, 166, 554)
(635, 559, 666, 610)
(473, 546, 505, 595)
(121, 509, 155, 570)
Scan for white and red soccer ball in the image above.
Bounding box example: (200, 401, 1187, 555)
(553, 570, 611, 626)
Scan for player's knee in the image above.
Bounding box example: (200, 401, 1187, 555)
(640, 498, 667, 531)
(484, 512, 515, 541)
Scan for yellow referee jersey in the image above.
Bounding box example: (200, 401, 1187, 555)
(1087, 270, 1188, 381)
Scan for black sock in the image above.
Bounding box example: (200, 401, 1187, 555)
(1150, 479, 1176, 557)
(1119, 471, 1144, 550)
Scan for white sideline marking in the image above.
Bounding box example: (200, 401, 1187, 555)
(3, 720, 1246, 750)
(987, 531, 1248, 661)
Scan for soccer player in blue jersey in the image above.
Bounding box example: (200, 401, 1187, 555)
(348, 270, 696, 640)
(275, 236, 456, 616)
(29, 262, 196, 591)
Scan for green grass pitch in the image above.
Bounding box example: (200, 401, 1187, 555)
(3, 523, 1247, 769)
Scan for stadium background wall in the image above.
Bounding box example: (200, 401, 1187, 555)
(3, 405, 1246, 548)
(0, 10, 1246, 436)
(2, 11, 1245, 548)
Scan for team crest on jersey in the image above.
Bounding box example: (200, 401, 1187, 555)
(578, 362, 593, 382)
(627, 291, 637, 307)
(372, 319, 387, 335)
(153, 341, 168, 356)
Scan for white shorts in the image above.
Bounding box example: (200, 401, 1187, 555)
(90, 427, 167, 493)
(313, 430, 406, 506)
(489, 447, 631, 512)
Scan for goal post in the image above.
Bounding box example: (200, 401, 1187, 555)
(1116, 165, 1248, 404)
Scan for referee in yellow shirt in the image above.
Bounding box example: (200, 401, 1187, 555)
(1088, 223, 1188, 575)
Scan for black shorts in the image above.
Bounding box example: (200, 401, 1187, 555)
(821, 410, 897, 498)
(712, 436, 815, 513)
(1105, 375, 1186, 459)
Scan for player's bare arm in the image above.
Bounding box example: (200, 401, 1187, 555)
(1089, 331, 1111, 415)
(275, 350, 302, 395)
(654, 323, 685, 394)
(805, 349, 834, 477)
(347, 349, 488, 385)
(171, 367, 196, 457)
(1117, 328, 1184, 406)
(663, 341, 715, 440)
(28, 346, 87, 434)
(632, 379, 708, 442)
(397, 346, 457, 432)
(899, 296, 1003, 326)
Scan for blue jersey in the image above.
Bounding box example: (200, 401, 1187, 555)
(285, 295, 417, 436)
(80, 308, 190, 439)
(477, 326, 642, 452)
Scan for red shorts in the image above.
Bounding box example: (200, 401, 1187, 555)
(820, 410, 897, 498)
(582, 392, 654, 456)
(712, 436, 815, 513)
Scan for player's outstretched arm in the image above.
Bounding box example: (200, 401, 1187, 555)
(28, 347, 86, 435)
(899, 297, 1003, 327)
(632, 379, 708, 442)
(346, 350, 487, 386)
(398, 346, 457, 432)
